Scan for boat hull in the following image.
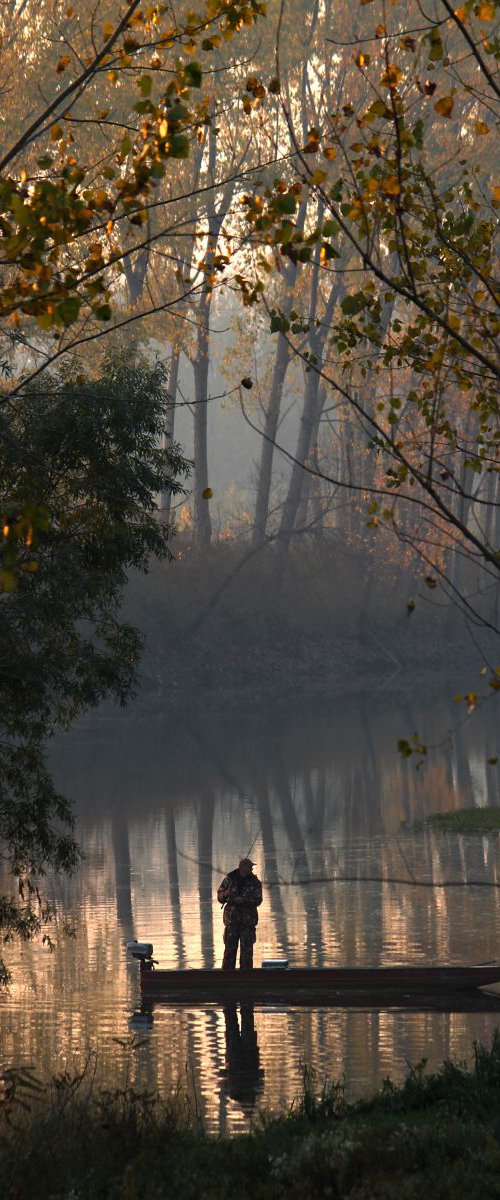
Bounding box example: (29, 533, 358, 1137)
(138, 965, 500, 1002)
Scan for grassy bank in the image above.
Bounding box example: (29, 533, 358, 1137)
(424, 807, 500, 835)
(4, 1035, 500, 1199)
(406, 807, 500, 835)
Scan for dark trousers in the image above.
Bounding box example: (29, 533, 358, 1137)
(222, 922, 256, 969)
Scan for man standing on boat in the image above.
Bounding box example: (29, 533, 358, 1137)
(217, 858, 263, 970)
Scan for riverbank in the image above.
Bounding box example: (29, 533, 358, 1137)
(4, 1035, 500, 1199)
(124, 540, 498, 712)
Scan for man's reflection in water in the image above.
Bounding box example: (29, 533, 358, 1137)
(221, 1004, 264, 1113)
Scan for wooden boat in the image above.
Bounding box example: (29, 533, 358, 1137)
(127, 946, 500, 1003)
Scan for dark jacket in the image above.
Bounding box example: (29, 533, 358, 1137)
(217, 868, 263, 928)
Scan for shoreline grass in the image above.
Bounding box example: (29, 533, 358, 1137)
(408, 806, 500, 835)
(3, 1034, 500, 1198)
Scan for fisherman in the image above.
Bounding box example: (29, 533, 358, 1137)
(217, 858, 263, 970)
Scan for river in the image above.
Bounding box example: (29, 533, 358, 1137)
(2, 682, 500, 1133)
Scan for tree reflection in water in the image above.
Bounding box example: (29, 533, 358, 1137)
(3, 688, 500, 1133)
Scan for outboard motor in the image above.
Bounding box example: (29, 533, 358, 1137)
(127, 941, 158, 971)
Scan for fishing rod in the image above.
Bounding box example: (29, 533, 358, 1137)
(245, 827, 261, 861)
(175, 847, 500, 890)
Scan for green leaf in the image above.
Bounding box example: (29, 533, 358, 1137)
(413, 119, 424, 149)
(274, 193, 296, 215)
(184, 61, 202, 88)
(341, 294, 363, 315)
(35, 312, 55, 330)
(138, 74, 153, 97)
(168, 134, 190, 159)
(270, 312, 290, 333)
(57, 297, 81, 325)
(94, 303, 111, 321)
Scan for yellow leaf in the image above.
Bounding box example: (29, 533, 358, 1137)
(159, 119, 168, 138)
(56, 55, 71, 73)
(310, 169, 327, 184)
(380, 65, 403, 88)
(382, 174, 401, 194)
(454, 3, 467, 17)
(356, 51, 367, 66)
(375, 23, 386, 34)
(477, 1, 495, 17)
(103, 21, 115, 39)
(476, 119, 489, 134)
(493, 185, 500, 204)
(202, 487, 213, 499)
(434, 95, 454, 117)
(323, 146, 337, 160)
(50, 124, 63, 140)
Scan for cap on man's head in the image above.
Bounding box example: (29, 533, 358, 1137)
(239, 857, 255, 869)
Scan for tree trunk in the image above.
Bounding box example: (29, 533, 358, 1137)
(193, 293, 213, 549)
(276, 367, 324, 554)
(158, 348, 180, 525)
(251, 325, 293, 548)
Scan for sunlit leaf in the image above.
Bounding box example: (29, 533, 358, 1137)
(382, 175, 401, 195)
(380, 65, 403, 88)
(434, 95, 454, 117)
(477, 1, 495, 17)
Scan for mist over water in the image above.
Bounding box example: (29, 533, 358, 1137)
(2, 684, 500, 1133)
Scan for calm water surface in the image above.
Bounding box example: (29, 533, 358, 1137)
(2, 685, 500, 1133)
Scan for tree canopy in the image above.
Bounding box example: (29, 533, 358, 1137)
(0, 348, 189, 978)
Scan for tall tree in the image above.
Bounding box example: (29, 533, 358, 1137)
(241, 0, 500, 660)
